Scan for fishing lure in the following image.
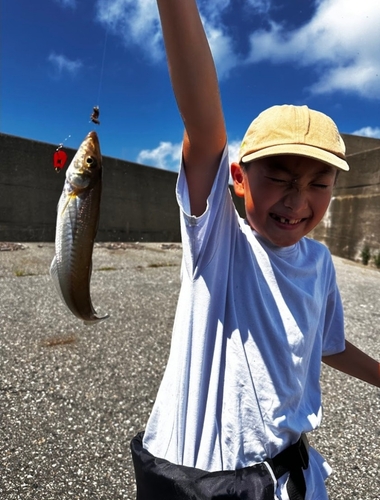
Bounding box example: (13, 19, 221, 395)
(90, 106, 100, 125)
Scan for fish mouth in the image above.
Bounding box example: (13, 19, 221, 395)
(270, 213, 306, 226)
(83, 131, 101, 160)
(87, 130, 100, 144)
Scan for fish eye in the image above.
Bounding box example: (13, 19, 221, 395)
(86, 156, 97, 167)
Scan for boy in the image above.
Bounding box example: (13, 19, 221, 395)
(131, 1, 380, 499)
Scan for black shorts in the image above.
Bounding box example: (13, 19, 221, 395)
(130, 432, 276, 500)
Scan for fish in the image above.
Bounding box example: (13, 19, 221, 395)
(50, 131, 108, 324)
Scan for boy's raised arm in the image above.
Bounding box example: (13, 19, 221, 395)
(156, 0, 227, 216)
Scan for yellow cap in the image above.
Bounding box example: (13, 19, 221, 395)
(239, 105, 349, 171)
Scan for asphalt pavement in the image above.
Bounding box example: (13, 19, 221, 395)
(1, 242, 379, 499)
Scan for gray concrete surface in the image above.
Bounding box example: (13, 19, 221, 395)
(1, 243, 379, 499)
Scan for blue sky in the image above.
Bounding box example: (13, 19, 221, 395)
(2, 0, 380, 171)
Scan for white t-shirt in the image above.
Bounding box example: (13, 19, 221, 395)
(143, 146, 345, 499)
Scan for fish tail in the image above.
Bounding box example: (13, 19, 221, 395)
(83, 313, 110, 326)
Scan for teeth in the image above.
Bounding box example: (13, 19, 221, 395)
(275, 215, 302, 225)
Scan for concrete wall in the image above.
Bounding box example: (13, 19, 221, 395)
(0, 133, 181, 242)
(1, 132, 379, 263)
(311, 134, 380, 262)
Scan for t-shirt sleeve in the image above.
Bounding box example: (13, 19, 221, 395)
(176, 145, 237, 278)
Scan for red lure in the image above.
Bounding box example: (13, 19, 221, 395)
(53, 147, 67, 172)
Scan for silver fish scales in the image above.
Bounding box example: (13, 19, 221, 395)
(50, 131, 108, 324)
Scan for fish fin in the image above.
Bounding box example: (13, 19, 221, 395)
(60, 193, 77, 217)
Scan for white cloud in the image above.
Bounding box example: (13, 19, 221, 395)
(228, 140, 241, 164)
(201, 0, 231, 21)
(136, 138, 242, 172)
(96, 0, 163, 61)
(137, 141, 182, 171)
(202, 0, 270, 19)
(95, 0, 239, 78)
(48, 52, 83, 78)
(95, 0, 380, 98)
(145, 138, 241, 182)
(202, 19, 238, 79)
(352, 127, 380, 139)
(247, 0, 271, 13)
(247, 0, 380, 98)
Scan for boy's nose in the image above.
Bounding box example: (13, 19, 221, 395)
(283, 187, 308, 212)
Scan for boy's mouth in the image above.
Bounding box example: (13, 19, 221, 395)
(270, 213, 305, 225)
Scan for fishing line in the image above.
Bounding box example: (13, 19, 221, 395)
(95, 21, 111, 111)
(53, 18, 110, 171)
(89, 21, 111, 126)
(56, 135, 72, 149)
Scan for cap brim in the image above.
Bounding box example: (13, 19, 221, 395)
(241, 144, 349, 171)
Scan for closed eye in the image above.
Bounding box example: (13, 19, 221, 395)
(266, 176, 287, 184)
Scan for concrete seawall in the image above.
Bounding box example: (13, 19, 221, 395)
(1, 132, 379, 263)
(311, 133, 380, 262)
(0, 133, 181, 243)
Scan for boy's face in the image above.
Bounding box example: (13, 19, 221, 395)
(231, 155, 337, 247)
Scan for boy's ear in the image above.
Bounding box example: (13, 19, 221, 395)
(231, 162, 245, 198)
